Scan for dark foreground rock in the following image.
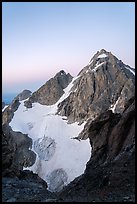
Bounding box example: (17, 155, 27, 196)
(2, 171, 56, 202)
(2, 124, 57, 202)
(2, 124, 36, 177)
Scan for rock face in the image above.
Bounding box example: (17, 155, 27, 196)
(15, 89, 32, 101)
(57, 49, 135, 123)
(57, 96, 135, 202)
(24, 70, 73, 108)
(2, 98, 21, 125)
(2, 124, 36, 177)
(2, 90, 31, 125)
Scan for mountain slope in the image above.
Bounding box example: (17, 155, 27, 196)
(2, 49, 135, 194)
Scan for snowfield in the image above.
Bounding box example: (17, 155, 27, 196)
(9, 77, 91, 192)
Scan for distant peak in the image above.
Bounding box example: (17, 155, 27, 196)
(60, 70, 66, 75)
(88, 49, 118, 66)
(97, 49, 110, 57)
(99, 48, 108, 53)
(56, 70, 66, 76)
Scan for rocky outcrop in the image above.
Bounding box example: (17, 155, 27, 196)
(2, 90, 32, 125)
(24, 70, 73, 108)
(57, 49, 135, 123)
(15, 89, 32, 101)
(2, 98, 21, 125)
(2, 124, 36, 177)
(57, 96, 135, 202)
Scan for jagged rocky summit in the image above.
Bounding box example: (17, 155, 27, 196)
(57, 49, 135, 123)
(2, 49, 135, 202)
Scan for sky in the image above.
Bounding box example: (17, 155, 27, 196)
(2, 2, 135, 94)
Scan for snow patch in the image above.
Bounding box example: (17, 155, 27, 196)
(88, 59, 93, 66)
(109, 97, 120, 113)
(56, 75, 80, 104)
(92, 62, 105, 72)
(124, 66, 135, 75)
(86, 69, 89, 73)
(97, 53, 107, 58)
(2, 105, 9, 112)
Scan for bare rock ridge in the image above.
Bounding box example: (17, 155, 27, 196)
(57, 49, 135, 123)
(2, 98, 20, 125)
(2, 89, 32, 125)
(24, 70, 73, 108)
(15, 89, 32, 101)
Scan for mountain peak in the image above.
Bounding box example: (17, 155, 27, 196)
(56, 70, 66, 76)
(88, 49, 118, 66)
(99, 48, 108, 53)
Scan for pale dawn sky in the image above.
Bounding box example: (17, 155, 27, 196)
(2, 2, 135, 94)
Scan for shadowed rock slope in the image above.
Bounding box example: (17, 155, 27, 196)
(2, 125, 56, 202)
(56, 96, 135, 202)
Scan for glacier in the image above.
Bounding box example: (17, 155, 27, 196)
(9, 76, 91, 192)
